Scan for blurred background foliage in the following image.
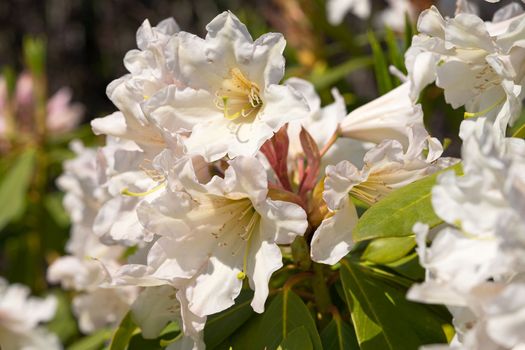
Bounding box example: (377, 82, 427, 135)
(0, 0, 521, 347)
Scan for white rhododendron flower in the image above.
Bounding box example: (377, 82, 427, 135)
(144, 11, 309, 161)
(0, 278, 59, 350)
(432, 118, 525, 238)
(48, 141, 139, 333)
(409, 118, 525, 349)
(93, 137, 162, 245)
(311, 127, 453, 265)
(405, 6, 525, 134)
(134, 156, 308, 315)
(91, 18, 180, 148)
(339, 82, 425, 149)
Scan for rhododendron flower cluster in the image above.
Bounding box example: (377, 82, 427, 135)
(37, 1, 525, 349)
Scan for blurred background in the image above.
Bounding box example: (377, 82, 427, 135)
(0, 0, 514, 127)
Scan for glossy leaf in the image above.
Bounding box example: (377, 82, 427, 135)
(204, 290, 255, 349)
(215, 312, 264, 350)
(0, 148, 36, 231)
(256, 290, 323, 350)
(353, 163, 462, 242)
(361, 236, 416, 264)
(320, 318, 359, 350)
(278, 326, 313, 350)
(340, 259, 449, 350)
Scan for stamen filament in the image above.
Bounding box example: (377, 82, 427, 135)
(121, 182, 167, 197)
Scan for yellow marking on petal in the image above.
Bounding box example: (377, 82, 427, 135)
(121, 182, 166, 197)
(215, 68, 262, 121)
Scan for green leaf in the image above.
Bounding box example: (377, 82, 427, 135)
(0, 148, 36, 231)
(204, 290, 255, 348)
(353, 163, 462, 242)
(278, 326, 313, 350)
(512, 122, 525, 138)
(368, 31, 393, 94)
(320, 318, 359, 350)
(109, 312, 139, 350)
(362, 236, 416, 264)
(215, 312, 264, 350)
(47, 290, 79, 344)
(68, 329, 112, 350)
(384, 27, 405, 74)
(127, 322, 180, 350)
(257, 290, 323, 350)
(384, 252, 425, 281)
(340, 259, 449, 350)
(403, 11, 416, 52)
(310, 56, 373, 90)
(44, 192, 70, 228)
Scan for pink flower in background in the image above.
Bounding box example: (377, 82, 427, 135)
(46, 87, 84, 134)
(0, 72, 84, 138)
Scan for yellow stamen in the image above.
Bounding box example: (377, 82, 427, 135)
(464, 97, 506, 119)
(121, 182, 166, 197)
(215, 68, 262, 121)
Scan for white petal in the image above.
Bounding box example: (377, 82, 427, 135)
(310, 199, 358, 265)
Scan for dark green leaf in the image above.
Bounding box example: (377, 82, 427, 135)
(340, 259, 448, 350)
(320, 318, 359, 350)
(362, 236, 416, 264)
(204, 290, 255, 349)
(278, 326, 313, 350)
(385, 27, 405, 75)
(215, 312, 264, 350)
(257, 290, 323, 350)
(384, 252, 425, 281)
(0, 148, 36, 231)
(353, 163, 462, 242)
(368, 31, 393, 94)
(127, 322, 180, 350)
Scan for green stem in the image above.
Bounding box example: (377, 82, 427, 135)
(311, 262, 332, 316)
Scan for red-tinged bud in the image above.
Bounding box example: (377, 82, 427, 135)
(261, 124, 293, 191)
(298, 127, 320, 196)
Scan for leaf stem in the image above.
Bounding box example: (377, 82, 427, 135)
(311, 262, 332, 315)
(319, 128, 340, 158)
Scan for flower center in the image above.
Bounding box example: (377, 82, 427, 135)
(215, 68, 263, 121)
(350, 175, 391, 206)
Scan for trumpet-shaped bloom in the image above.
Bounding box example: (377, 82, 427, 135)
(311, 127, 453, 265)
(91, 18, 180, 148)
(135, 156, 308, 316)
(145, 11, 309, 161)
(405, 6, 525, 134)
(0, 278, 59, 350)
(339, 82, 425, 150)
